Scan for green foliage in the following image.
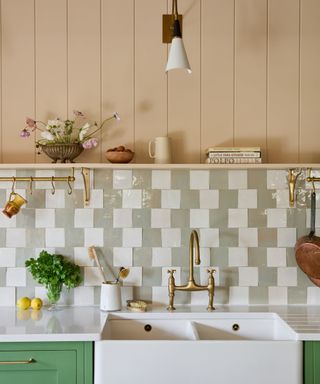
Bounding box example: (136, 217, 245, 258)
(25, 250, 82, 303)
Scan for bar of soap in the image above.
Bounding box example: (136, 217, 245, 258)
(126, 300, 147, 312)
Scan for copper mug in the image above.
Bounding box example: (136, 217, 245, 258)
(2, 192, 27, 218)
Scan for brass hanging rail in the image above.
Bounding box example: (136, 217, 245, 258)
(0, 168, 75, 186)
(306, 168, 320, 184)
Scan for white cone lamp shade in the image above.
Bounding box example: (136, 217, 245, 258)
(165, 19, 192, 74)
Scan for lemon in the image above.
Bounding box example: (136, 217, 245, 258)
(31, 309, 43, 321)
(31, 298, 43, 310)
(16, 297, 31, 310)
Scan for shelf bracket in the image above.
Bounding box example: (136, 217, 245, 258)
(288, 168, 301, 207)
(81, 167, 91, 207)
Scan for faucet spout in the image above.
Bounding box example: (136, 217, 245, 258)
(188, 230, 200, 283)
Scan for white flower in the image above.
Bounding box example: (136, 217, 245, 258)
(47, 119, 62, 128)
(79, 123, 90, 141)
(41, 131, 55, 141)
(114, 112, 120, 121)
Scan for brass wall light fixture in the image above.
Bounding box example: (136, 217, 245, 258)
(163, 0, 192, 74)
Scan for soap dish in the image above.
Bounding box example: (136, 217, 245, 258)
(127, 300, 147, 312)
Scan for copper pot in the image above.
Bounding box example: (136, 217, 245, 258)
(295, 191, 320, 278)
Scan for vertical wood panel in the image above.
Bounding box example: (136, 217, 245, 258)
(68, 0, 101, 163)
(35, 0, 68, 163)
(201, 0, 234, 162)
(234, 0, 267, 155)
(101, 0, 134, 162)
(168, 0, 201, 163)
(2, 0, 35, 163)
(300, 0, 320, 163)
(135, 0, 168, 163)
(267, 0, 300, 163)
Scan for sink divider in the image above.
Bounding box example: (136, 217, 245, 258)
(189, 321, 200, 341)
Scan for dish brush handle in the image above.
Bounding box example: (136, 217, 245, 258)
(88, 246, 107, 283)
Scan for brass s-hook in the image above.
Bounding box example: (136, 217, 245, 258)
(11, 177, 16, 195)
(67, 176, 72, 195)
(51, 176, 55, 195)
(29, 176, 33, 195)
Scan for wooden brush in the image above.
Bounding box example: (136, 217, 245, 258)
(88, 246, 107, 283)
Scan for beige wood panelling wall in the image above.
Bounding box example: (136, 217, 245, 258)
(0, 0, 319, 163)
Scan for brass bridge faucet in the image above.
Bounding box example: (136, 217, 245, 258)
(167, 230, 215, 312)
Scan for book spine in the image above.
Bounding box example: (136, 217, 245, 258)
(207, 151, 261, 158)
(205, 157, 262, 164)
(206, 147, 261, 153)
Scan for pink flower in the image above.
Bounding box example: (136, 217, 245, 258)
(26, 117, 37, 130)
(82, 138, 98, 149)
(20, 128, 31, 138)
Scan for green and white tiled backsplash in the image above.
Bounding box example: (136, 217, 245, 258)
(0, 167, 319, 307)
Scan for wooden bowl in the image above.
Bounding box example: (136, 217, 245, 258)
(105, 150, 134, 163)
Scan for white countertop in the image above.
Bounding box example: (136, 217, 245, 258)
(1, 305, 320, 342)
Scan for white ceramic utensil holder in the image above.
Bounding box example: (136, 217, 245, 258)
(100, 281, 121, 311)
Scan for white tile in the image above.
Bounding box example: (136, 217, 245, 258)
(268, 287, 288, 305)
(162, 267, 181, 286)
(35, 209, 55, 228)
(277, 228, 296, 247)
(161, 190, 181, 208)
(0, 213, 16, 228)
(239, 267, 258, 286)
(199, 190, 219, 209)
(152, 286, 169, 305)
(199, 228, 219, 247)
(267, 248, 286, 267)
(275, 189, 290, 208)
(190, 290, 210, 306)
(190, 170, 209, 190)
(122, 190, 142, 208)
(228, 247, 248, 267)
(199, 247, 210, 266)
(121, 286, 133, 304)
(307, 287, 320, 305)
(123, 228, 142, 247)
(113, 170, 132, 189)
(113, 209, 132, 228)
(74, 286, 95, 306)
(238, 228, 258, 247)
(0, 248, 16, 267)
(6, 228, 26, 248)
(151, 209, 171, 228)
(161, 228, 181, 247)
(229, 287, 249, 305)
(6, 267, 26, 287)
(74, 208, 94, 228)
(35, 170, 55, 189)
(277, 267, 297, 286)
(45, 228, 65, 247)
(74, 247, 94, 267)
(5, 188, 27, 200)
(228, 209, 248, 228)
(0, 170, 16, 189)
(152, 248, 172, 267)
(35, 247, 56, 256)
(0, 287, 15, 306)
(87, 189, 103, 208)
(228, 170, 247, 190)
(238, 189, 257, 208)
(267, 170, 287, 189)
(123, 266, 142, 286)
(152, 170, 171, 189)
(45, 189, 65, 208)
(190, 209, 209, 228)
(113, 247, 133, 266)
(84, 228, 104, 247)
(34, 286, 48, 304)
(267, 208, 287, 228)
(84, 267, 103, 286)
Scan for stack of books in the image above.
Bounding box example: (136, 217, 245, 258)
(205, 147, 262, 164)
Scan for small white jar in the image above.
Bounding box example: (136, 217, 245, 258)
(100, 281, 121, 311)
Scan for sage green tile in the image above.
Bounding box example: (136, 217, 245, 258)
(171, 209, 189, 228)
(16, 169, 36, 178)
(219, 229, 238, 247)
(142, 228, 161, 247)
(288, 287, 307, 304)
(133, 170, 151, 189)
(103, 189, 122, 208)
(104, 228, 122, 247)
(211, 248, 228, 267)
(181, 190, 199, 208)
(26, 229, 45, 248)
(66, 190, 83, 208)
(171, 170, 189, 190)
(133, 248, 152, 267)
(248, 170, 267, 189)
(287, 248, 297, 267)
(142, 190, 161, 208)
(218, 190, 238, 209)
(65, 228, 84, 247)
(248, 209, 267, 228)
(174, 291, 191, 305)
(181, 228, 193, 246)
(209, 170, 228, 189)
(17, 287, 37, 301)
(0, 267, 6, 286)
(94, 169, 113, 189)
(219, 267, 238, 286)
(17, 209, 35, 228)
(249, 287, 268, 304)
(55, 208, 74, 228)
(257, 189, 276, 208)
(26, 270, 37, 287)
(210, 209, 228, 228)
(133, 208, 150, 228)
(94, 286, 101, 305)
(172, 247, 188, 268)
(133, 287, 152, 302)
(288, 208, 306, 237)
(94, 208, 113, 228)
(248, 248, 267, 267)
(0, 229, 6, 247)
(16, 248, 35, 267)
(26, 190, 45, 209)
(214, 286, 229, 304)
(258, 228, 277, 247)
(0, 190, 6, 203)
(142, 266, 161, 286)
(297, 269, 313, 287)
(257, 267, 277, 286)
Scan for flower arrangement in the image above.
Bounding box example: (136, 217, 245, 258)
(20, 110, 120, 150)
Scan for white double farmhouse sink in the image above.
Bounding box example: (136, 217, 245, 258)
(95, 312, 302, 384)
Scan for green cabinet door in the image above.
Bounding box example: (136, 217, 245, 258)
(0, 342, 93, 384)
(304, 341, 320, 384)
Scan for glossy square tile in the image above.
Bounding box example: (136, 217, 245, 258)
(190, 170, 209, 190)
(151, 170, 171, 189)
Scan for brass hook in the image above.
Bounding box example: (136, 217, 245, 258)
(11, 177, 16, 194)
(29, 176, 33, 195)
(312, 180, 316, 193)
(67, 176, 72, 195)
(51, 176, 55, 195)
(288, 169, 301, 208)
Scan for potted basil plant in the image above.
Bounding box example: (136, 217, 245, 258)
(26, 250, 82, 309)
